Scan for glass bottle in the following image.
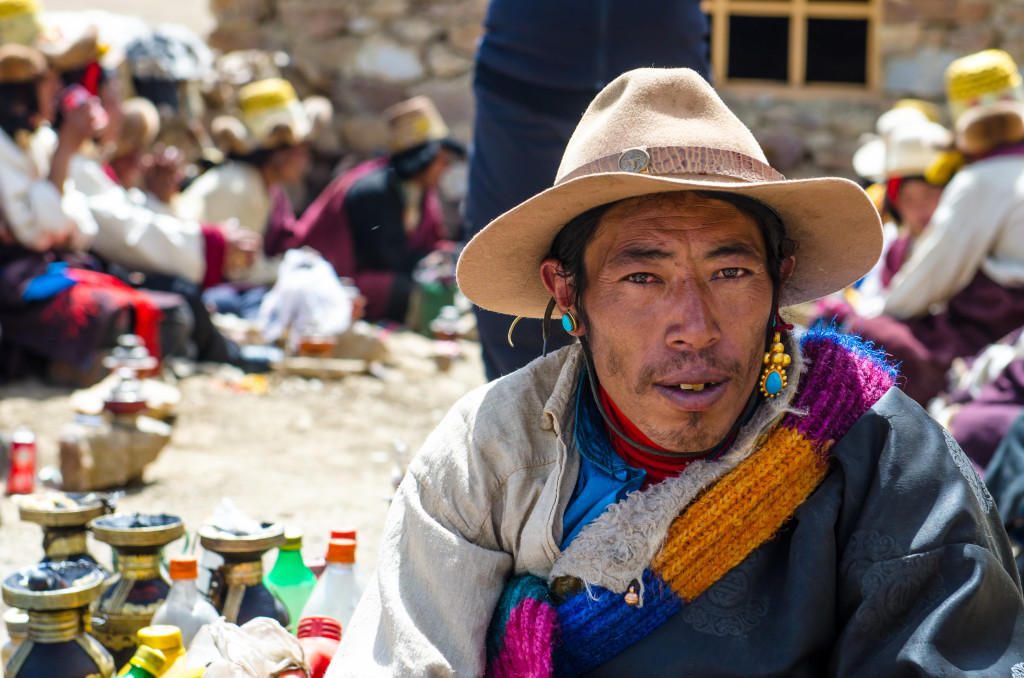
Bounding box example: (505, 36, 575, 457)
(119, 646, 167, 678)
(1, 561, 115, 678)
(299, 539, 366, 630)
(265, 529, 317, 632)
(89, 514, 184, 666)
(150, 557, 221, 647)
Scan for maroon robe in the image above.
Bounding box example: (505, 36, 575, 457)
(848, 270, 1024, 405)
(277, 159, 445, 321)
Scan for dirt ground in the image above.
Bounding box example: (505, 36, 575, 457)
(0, 332, 486, 609)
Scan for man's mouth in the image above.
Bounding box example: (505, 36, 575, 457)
(677, 382, 719, 392)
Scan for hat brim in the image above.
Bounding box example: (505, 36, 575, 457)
(457, 172, 882, 318)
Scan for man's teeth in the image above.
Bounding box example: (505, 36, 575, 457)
(679, 383, 713, 391)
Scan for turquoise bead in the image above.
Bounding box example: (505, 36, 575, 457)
(764, 370, 783, 395)
(562, 314, 574, 332)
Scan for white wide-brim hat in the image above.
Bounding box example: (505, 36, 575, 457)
(457, 67, 883, 319)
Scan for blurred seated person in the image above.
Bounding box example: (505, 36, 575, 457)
(828, 50, 1024, 405)
(36, 26, 256, 365)
(0, 43, 185, 379)
(176, 78, 327, 292)
(932, 326, 1024, 469)
(32, 24, 257, 292)
(849, 108, 953, 309)
(287, 96, 465, 323)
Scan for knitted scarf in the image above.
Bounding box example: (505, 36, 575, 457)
(485, 327, 897, 678)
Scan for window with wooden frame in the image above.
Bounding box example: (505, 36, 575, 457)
(700, 0, 882, 92)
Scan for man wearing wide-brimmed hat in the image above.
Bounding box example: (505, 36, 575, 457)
(330, 69, 1024, 677)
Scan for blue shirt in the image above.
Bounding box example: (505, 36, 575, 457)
(561, 376, 646, 548)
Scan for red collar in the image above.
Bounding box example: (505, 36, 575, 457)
(597, 386, 708, 488)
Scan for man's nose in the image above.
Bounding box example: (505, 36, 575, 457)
(664, 280, 720, 350)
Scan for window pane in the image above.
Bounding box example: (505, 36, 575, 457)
(805, 18, 868, 84)
(727, 15, 789, 81)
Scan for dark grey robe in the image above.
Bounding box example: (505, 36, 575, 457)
(587, 388, 1024, 676)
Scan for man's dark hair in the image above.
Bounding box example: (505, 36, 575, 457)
(547, 190, 796, 325)
(0, 81, 41, 138)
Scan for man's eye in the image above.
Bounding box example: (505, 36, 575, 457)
(626, 272, 657, 284)
(717, 268, 746, 279)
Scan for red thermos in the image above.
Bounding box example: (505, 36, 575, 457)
(5, 427, 35, 495)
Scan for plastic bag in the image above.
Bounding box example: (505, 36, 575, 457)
(256, 249, 355, 352)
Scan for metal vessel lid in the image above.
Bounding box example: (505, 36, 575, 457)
(1, 561, 106, 611)
(198, 522, 285, 554)
(89, 513, 185, 548)
(16, 492, 108, 528)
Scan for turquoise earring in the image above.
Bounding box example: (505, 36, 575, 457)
(561, 311, 578, 333)
(758, 332, 791, 397)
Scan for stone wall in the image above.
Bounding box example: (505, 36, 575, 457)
(207, 0, 487, 219)
(882, 0, 1024, 99)
(204, 0, 1024, 208)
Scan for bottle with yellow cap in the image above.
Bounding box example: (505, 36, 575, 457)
(298, 538, 366, 629)
(265, 528, 317, 632)
(119, 627, 185, 678)
(119, 646, 167, 678)
(150, 556, 221, 647)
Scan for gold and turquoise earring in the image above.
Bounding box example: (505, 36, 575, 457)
(561, 311, 578, 333)
(758, 332, 791, 398)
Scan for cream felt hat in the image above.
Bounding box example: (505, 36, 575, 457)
(457, 67, 883, 319)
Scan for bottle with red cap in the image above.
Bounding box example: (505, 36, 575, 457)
(305, 527, 357, 578)
(298, 539, 366, 629)
(296, 617, 341, 678)
(150, 556, 221, 647)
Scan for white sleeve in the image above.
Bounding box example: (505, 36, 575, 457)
(0, 133, 97, 251)
(328, 430, 513, 677)
(883, 167, 1008, 319)
(71, 157, 207, 284)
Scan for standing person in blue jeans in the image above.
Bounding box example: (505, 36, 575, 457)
(464, 0, 711, 380)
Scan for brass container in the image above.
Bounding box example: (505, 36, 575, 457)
(199, 523, 288, 626)
(17, 493, 110, 568)
(1, 561, 114, 678)
(88, 514, 184, 665)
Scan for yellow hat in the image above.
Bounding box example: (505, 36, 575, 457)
(238, 77, 311, 148)
(0, 0, 40, 46)
(946, 49, 1024, 121)
(385, 96, 450, 154)
(890, 98, 942, 124)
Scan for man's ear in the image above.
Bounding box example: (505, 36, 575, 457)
(779, 255, 796, 287)
(540, 257, 585, 336)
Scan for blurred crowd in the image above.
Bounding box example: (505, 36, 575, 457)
(1, 0, 1024, 495)
(0, 0, 464, 384)
(805, 49, 1024, 500)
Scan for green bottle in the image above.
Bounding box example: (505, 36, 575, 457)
(265, 528, 318, 632)
(120, 646, 167, 678)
